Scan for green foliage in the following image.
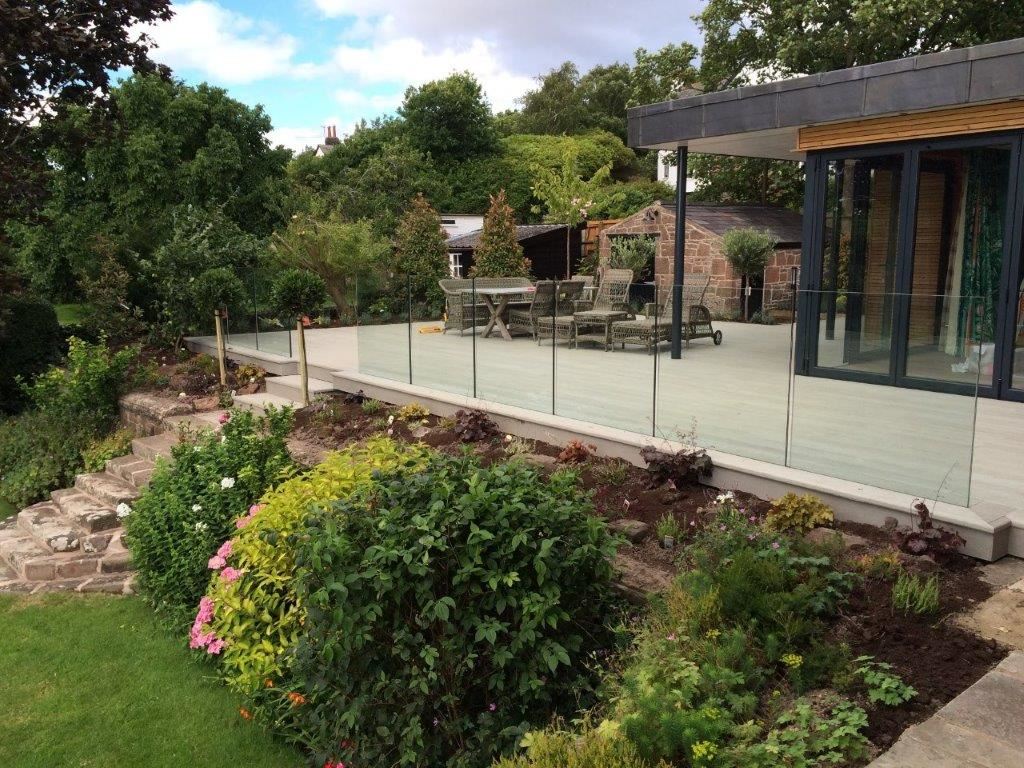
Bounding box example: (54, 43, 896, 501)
(589, 180, 675, 220)
(79, 245, 145, 343)
(400, 73, 497, 165)
(891, 571, 940, 615)
(689, 155, 805, 210)
(722, 228, 777, 278)
(630, 43, 701, 105)
(0, 337, 136, 507)
(472, 190, 531, 277)
(124, 408, 294, 628)
(271, 213, 389, 316)
(269, 268, 326, 318)
(609, 236, 656, 282)
(852, 549, 903, 579)
(394, 194, 450, 309)
(765, 493, 834, 533)
(289, 452, 619, 767)
(192, 266, 247, 317)
(202, 438, 431, 693)
(0, 294, 63, 414)
(81, 428, 134, 473)
(395, 402, 430, 422)
(494, 723, 667, 768)
(654, 513, 682, 541)
(361, 398, 385, 414)
(853, 656, 917, 706)
(513, 62, 635, 140)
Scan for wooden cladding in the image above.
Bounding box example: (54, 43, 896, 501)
(798, 100, 1024, 151)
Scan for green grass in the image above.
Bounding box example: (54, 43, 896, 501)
(0, 498, 16, 520)
(0, 593, 306, 768)
(53, 303, 90, 326)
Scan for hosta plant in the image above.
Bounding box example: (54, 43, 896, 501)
(765, 493, 834, 533)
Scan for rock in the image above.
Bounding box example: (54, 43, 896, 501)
(521, 454, 558, 471)
(81, 533, 114, 554)
(883, 516, 900, 532)
(609, 518, 651, 543)
(411, 425, 431, 440)
(805, 527, 870, 551)
(613, 553, 673, 603)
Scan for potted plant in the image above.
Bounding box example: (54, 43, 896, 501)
(655, 513, 682, 550)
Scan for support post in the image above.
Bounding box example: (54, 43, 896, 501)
(671, 146, 689, 359)
(213, 309, 228, 386)
(296, 318, 310, 406)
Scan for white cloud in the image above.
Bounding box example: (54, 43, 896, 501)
(139, 1, 305, 84)
(334, 89, 403, 112)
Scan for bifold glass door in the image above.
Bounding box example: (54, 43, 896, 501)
(806, 135, 1021, 398)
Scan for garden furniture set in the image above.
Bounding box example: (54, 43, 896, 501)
(437, 270, 722, 354)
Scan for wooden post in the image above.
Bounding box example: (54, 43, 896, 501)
(213, 309, 228, 386)
(296, 318, 309, 406)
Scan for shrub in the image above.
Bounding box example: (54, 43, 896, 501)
(192, 266, 247, 319)
(891, 571, 940, 615)
(289, 452, 618, 768)
(452, 408, 498, 442)
(558, 439, 595, 464)
(853, 549, 903, 579)
(654, 513, 681, 541)
(765, 493, 834, 533)
(82, 429, 135, 473)
(270, 268, 327, 318)
(0, 338, 138, 507)
(201, 438, 431, 693)
(639, 445, 713, 488)
(494, 723, 667, 768)
(891, 500, 965, 558)
(471, 190, 531, 278)
(124, 408, 294, 627)
(0, 294, 64, 414)
(396, 402, 431, 422)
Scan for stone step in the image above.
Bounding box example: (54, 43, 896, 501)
(163, 411, 227, 433)
(51, 489, 119, 533)
(17, 502, 80, 553)
(105, 455, 156, 488)
(234, 391, 301, 414)
(74, 471, 139, 508)
(264, 374, 334, 401)
(131, 432, 178, 462)
(0, 522, 52, 580)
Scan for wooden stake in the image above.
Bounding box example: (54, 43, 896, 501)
(214, 310, 228, 386)
(296, 319, 309, 406)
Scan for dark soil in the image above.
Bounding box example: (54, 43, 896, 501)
(288, 390, 1009, 756)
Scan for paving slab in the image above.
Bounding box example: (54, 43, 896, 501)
(978, 556, 1024, 588)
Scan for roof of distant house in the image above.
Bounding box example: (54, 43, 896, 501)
(447, 224, 566, 250)
(658, 201, 803, 245)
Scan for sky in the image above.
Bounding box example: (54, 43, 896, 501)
(135, 0, 703, 153)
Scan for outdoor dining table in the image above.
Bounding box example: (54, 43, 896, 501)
(573, 309, 629, 350)
(458, 286, 534, 341)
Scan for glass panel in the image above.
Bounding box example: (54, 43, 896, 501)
(1013, 259, 1024, 390)
(792, 289, 980, 506)
(409, 273, 473, 398)
(816, 154, 904, 375)
(355, 273, 410, 383)
(475, 279, 554, 414)
(905, 146, 1011, 386)
(656, 278, 795, 464)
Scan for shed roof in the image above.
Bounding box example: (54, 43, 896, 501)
(447, 224, 565, 250)
(680, 203, 803, 245)
(628, 37, 1024, 159)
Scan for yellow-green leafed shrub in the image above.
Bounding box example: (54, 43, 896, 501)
(765, 492, 834, 533)
(493, 724, 668, 768)
(203, 437, 431, 692)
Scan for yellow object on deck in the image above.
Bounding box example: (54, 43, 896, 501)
(418, 326, 444, 334)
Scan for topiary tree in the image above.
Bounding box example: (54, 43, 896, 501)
(471, 189, 530, 277)
(722, 228, 777, 321)
(394, 193, 449, 312)
(269, 267, 327, 405)
(287, 451, 619, 768)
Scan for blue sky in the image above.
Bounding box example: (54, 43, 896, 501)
(138, 0, 703, 152)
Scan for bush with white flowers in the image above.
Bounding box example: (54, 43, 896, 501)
(123, 407, 294, 628)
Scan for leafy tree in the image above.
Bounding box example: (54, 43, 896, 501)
(515, 62, 634, 140)
(630, 43, 701, 105)
(394, 194, 449, 309)
(696, 0, 1024, 90)
(471, 190, 530, 277)
(589, 179, 675, 219)
(531, 147, 612, 277)
(399, 72, 497, 165)
(271, 214, 389, 317)
(270, 269, 327, 318)
(690, 154, 805, 209)
(722, 228, 777, 320)
(0, 0, 173, 216)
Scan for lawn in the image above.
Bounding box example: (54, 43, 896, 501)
(0, 593, 306, 768)
(0, 498, 16, 520)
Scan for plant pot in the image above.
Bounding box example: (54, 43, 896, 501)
(662, 535, 675, 550)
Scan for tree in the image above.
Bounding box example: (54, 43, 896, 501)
(696, 0, 1024, 91)
(630, 43, 701, 105)
(399, 73, 497, 165)
(689, 155, 805, 210)
(471, 190, 530, 278)
(394, 194, 449, 310)
(531, 147, 612, 277)
(0, 0, 173, 215)
(271, 214, 389, 317)
(722, 228, 777, 321)
(515, 62, 634, 140)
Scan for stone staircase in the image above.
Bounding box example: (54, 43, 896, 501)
(0, 412, 223, 595)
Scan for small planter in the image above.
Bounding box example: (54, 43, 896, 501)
(662, 535, 675, 550)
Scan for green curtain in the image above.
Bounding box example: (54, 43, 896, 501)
(956, 148, 1008, 354)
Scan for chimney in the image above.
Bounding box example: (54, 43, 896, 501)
(325, 124, 340, 146)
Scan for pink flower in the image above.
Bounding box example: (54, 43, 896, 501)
(323, 762, 346, 768)
(196, 596, 215, 624)
(235, 516, 249, 530)
(189, 625, 215, 649)
(206, 638, 225, 655)
(748, 516, 757, 523)
(218, 412, 231, 424)
(208, 555, 226, 570)
(666, 633, 677, 641)
(220, 566, 240, 583)
(771, 541, 781, 550)
(216, 539, 233, 559)
(488, 703, 497, 712)
(719, 524, 727, 531)
(249, 503, 264, 515)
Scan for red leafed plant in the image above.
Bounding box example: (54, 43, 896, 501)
(558, 440, 596, 464)
(891, 499, 965, 559)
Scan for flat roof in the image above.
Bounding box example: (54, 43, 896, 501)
(628, 38, 1024, 160)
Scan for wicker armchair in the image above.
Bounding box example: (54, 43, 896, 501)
(572, 268, 633, 313)
(535, 280, 588, 346)
(507, 281, 558, 338)
(438, 277, 532, 334)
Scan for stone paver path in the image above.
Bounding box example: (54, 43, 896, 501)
(868, 652, 1024, 767)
